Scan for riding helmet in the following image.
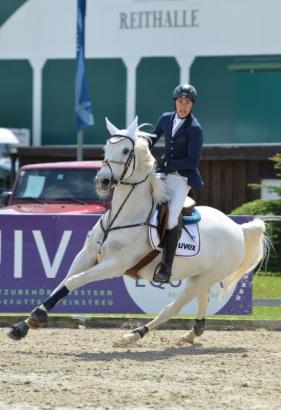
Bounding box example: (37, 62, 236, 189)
(172, 84, 197, 102)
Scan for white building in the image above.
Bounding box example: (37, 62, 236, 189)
(0, 0, 281, 145)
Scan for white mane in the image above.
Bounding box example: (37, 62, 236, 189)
(134, 130, 168, 204)
(104, 116, 168, 204)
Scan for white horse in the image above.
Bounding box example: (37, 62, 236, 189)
(9, 117, 266, 345)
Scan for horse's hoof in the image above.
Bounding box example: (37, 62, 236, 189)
(176, 336, 194, 346)
(8, 321, 29, 341)
(176, 329, 195, 345)
(113, 332, 141, 348)
(27, 307, 48, 329)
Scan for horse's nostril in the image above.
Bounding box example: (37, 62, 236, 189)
(103, 178, 111, 186)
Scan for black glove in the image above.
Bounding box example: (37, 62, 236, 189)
(156, 156, 167, 173)
(166, 159, 176, 173)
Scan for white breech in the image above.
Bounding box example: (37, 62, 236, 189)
(165, 173, 191, 229)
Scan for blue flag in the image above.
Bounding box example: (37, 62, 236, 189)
(75, 0, 94, 129)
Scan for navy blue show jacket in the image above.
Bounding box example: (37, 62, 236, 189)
(150, 111, 204, 189)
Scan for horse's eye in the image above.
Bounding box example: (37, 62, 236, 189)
(123, 148, 130, 155)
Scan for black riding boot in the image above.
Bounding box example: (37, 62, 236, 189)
(153, 225, 180, 283)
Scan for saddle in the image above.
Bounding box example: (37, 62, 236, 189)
(182, 196, 196, 216)
(124, 196, 198, 279)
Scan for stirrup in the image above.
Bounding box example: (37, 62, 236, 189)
(153, 263, 171, 284)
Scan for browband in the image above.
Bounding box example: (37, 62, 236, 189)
(108, 134, 135, 146)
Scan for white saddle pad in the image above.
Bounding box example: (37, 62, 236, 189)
(148, 209, 200, 257)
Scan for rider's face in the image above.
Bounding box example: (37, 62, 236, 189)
(175, 98, 193, 119)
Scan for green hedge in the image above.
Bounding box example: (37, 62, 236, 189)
(232, 199, 281, 274)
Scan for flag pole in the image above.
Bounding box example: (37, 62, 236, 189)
(75, 0, 94, 161)
(77, 129, 84, 161)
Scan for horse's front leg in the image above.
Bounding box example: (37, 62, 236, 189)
(50, 224, 102, 296)
(176, 288, 210, 345)
(8, 255, 124, 340)
(8, 225, 103, 340)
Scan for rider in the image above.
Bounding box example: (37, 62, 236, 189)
(150, 83, 204, 283)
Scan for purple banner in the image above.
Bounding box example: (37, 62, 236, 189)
(0, 215, 252, 314)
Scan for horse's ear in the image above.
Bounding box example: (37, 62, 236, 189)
(105, 117, 119, 136)
(127, 116, 139, 139)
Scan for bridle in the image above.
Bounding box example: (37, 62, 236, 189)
(102, 135, 136, 184)
(98, 134, 156, 253)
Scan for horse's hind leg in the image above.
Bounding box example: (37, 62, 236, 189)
(117, 276, 208, 346)
(177, 288, 210, 345)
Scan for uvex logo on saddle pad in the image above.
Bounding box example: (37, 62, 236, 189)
(178, 243, 196, 251)
(175, 224, 200, 257)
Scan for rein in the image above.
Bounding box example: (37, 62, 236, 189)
(98, 134, 156, 251)
(99, 174, 156, 247)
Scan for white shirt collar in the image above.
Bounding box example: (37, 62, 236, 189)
(174, 113, 185, 123)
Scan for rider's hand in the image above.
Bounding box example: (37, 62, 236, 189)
(156, 156, 167, 173)
(166, 159, 176, 173)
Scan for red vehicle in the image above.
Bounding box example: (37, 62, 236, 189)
(0, 161, 110, 214)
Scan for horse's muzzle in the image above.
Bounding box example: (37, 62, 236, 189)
(101, 178, 111, 187)
(95, 176, 111, 198)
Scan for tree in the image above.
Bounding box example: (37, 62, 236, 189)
(249, 153, 281, 197)
(232, 153, 281, 273)
(270, 153, 281, 196)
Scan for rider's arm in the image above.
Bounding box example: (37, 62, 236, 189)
(149, 116, 164, 148)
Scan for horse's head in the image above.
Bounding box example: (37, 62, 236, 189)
(96, 116, 156, 197)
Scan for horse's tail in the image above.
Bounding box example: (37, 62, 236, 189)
(222, 219, 268, 294)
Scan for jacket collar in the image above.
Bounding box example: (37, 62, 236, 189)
(171, 112, 192, 138)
